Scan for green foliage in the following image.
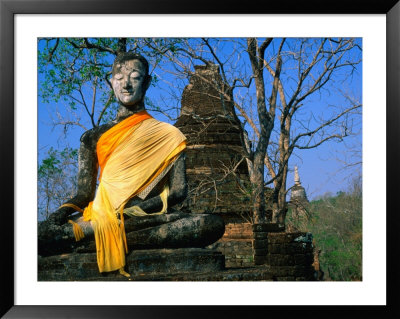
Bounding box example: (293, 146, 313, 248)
(38, 37, 185, 129)
(287, 178, 362, 281)
(38, 147, 78, 220)
(38, 152, 61, 176)
(38, 38, 118, 123)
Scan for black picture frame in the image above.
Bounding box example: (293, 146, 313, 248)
(1, 0, 399, 318)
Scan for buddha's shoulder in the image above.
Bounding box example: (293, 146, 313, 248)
(79, 121, 116, 144)
(151, 119, 185, 135)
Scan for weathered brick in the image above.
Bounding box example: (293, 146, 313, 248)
(68, 262, 79, 270)
(287, 242, 313, 254)
(293, 253, 314, 266)
(252, 223, 285, 233)
(268, 232, 307, 244)
(253, 248, 268, 256)
(253, 232, 268, 240)
(252, 239, 268, 249)
(268, 254, 294, 266)
(81, 262, 98, 270)
(295, 277, 307, 281)
(253, 255, 267, 265)
(275, 276, 295, 281)
(268, 243, 292, 254)
(267, 266, 314, 277)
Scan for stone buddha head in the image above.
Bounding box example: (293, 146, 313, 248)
(111, 53, 152, 107)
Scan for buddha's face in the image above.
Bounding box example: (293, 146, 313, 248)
(111, 59, 149, 106)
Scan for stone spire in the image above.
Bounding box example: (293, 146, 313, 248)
(294, 165, 301, 186)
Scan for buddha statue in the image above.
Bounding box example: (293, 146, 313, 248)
(38, 52, 225, 277)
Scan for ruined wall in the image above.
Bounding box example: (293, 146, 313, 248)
(207, 215, 254, 268)
(266, 232, 315, 280)
(251, 224, 315, 279)
(208, 228, 316, 280)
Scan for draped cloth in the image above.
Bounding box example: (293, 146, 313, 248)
(63, 111, 186, 273)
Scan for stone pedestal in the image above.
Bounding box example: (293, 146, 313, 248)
(38, 248, 225, 281)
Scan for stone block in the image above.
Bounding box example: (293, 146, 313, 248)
(293, 253, 314, 266)
(235, 255, 248, 259)
(275, 276, 295, 281)
(81, 262, 98, 270)
(295, 277, 307, 281)
(267, 254, 294, 266)
(287, 242, 313, 254)
(253, 255, 267, 265)
(268, 232, 306, 244)
(290, 266, 315, 277)
(253, 248, 268, 256)
(252, 239, 268, 249)
(268, 266, 314, 277)
(267, 243, 288, 254)
(38, 248, 225, 280)
(68, 262, 79, 269)
(252, 223, 285, 233)
(253, 232, 268, 240)
(126, 248, 225, 275)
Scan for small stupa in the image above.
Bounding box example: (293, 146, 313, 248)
(290, 166, 308, 202)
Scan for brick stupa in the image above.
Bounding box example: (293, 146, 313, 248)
(175, 64, 253, 242)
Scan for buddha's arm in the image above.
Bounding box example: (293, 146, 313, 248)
(48, 130, 98, 224)
(70, 131, 99, 207)
(167, 153, 188, 206)
(124, 153, 188, 214)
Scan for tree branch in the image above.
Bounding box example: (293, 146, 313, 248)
(258, 38, 273, 62)
(201, 38, 228, 84)
(47, 38, 59, 62)
(96, 92, 114, 126)
(291, 104, 361, 150)
(65, 38, 118, 55)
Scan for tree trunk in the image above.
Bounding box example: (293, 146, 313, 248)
(252, 152, 266, 224)
(247, 38, 282, 224)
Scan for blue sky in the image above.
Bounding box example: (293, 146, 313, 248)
(38, 38, 362, 200)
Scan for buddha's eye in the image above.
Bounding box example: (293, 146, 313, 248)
(130, 72, 141, 80)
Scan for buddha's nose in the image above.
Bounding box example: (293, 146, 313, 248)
(123, 78, 131, 89)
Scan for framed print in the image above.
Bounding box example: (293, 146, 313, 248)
(1, 0, 399, 317)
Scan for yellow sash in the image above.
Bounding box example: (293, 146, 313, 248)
(61, 111, 186, 273)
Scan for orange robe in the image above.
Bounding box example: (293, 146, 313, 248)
(64, 111, 186, 273)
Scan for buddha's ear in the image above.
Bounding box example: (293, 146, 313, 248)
(144, 75, 152, 91)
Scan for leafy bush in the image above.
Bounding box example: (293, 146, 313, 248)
(287, 177, 362, 281)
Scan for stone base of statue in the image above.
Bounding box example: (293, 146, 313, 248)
(38, 212, 227, 281)
(38, 212, 226, 256)
(38, 248, 225, 281)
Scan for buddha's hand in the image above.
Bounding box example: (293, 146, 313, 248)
(47, 207, 71, 226)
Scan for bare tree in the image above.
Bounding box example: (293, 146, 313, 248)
(143, 37, 362, 225)
(261, 38, 362, 223)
